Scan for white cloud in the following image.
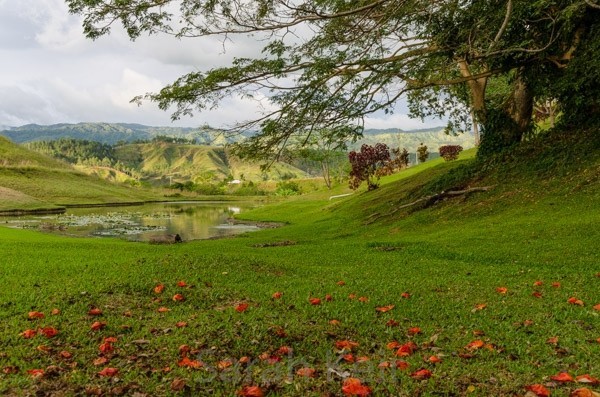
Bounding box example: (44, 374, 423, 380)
(364, 113, 445, 131)
(0, 0, 438, 131)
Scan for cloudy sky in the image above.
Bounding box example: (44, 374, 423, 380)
(0, 0, 443, 130)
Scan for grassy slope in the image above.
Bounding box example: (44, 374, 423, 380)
(0, 128, 598, 396)
(0, 138, 160, 210)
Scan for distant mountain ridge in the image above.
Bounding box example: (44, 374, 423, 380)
(0, 122, 239, 146)
(1, 122, 476, 153)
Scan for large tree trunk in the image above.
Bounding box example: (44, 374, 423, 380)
(478, 68, 534, 157)
(504, 69, 534, 143)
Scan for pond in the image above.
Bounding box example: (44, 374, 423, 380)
(1, 202, 262, 242)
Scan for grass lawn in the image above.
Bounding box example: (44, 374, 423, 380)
(0, 129, 599, 396)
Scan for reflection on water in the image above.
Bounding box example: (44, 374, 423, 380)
(3, 202, 259, 242)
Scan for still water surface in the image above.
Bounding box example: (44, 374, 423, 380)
(3, 202, 259, 242)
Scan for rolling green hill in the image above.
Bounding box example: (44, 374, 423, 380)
(25, 139, 310, 185)
(0, 137, 159, 212)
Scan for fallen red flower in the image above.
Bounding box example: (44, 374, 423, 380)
(98, 367, 119, 377)
(533, 280, 543, 286)
(88, 308, 102, 316)
(576, 374, 600, 385)
(175, 321, 188, 328)
(395, 360, 410, 370)
(337, 281, 346, 286)
(408, 327, 422, 335)
(401, 292, 411, 299)
(28, 311, 45, 319)
(465, 340, 485, 350)
(525, 384, 550, 397)
(177, 357, 203, 369)
(154, 284, 165, 294)
(27, 369, 44, 378)
(236, 386, 263, 397)
(309, 297, 321, 305)
(410, 368, 432, 380)
(335, 340, 359, 351)
(532, 291, 543, 298)
(296, 367, 316, 377)
(496, 287, 508, 294)
(272, 291, 282, 299)
(570, 388, 600, 397)
(21, 329, 37, 339)
(176, 280, 187, 287)
(39, 327, 58, 338)
(568, 297, 584, 306)
(342, 377, 372, 396)
(90, 321, 106, 331)
(396, 342, 418, 357)
(551, 372, 574, 382)
(375, 305, 395, 313)
(235, 303, 249, 312)
(172, 294, 185, 302)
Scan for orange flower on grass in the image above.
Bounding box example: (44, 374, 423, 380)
(401, 292, 411, 299)
(88, 308, 102, 316)
(272, 291, 283, 299)
(358, 296, 369, 302)
(576, 374, 600, 385)
(176, 280, 187, 287)
(51, 308, 61, 315)
(296, 367, 316, 377)
(496, 287, 508, 294)
(551, 372, 574, 382)
(28, 311, 44, 320)
(90, 321, 106, 331)
(175, 321, 188, 328)
(375, 305, 394, 313)
(552, 282, 561, 288)
(335, 340, 359, 351)
(157, 307, 170, 313)
(426, 355, 442, 363)
(408, 327, 422, 335)
(237, 386, 263, 397)
(172, 294, 185, 302)
(533, 280, 543, 286)
(342, 378, 371, 396)
(177, 357, 203, 369)
(568, 297, 584, 306)
(154, 284, 165, 294)
(395, 360, 410, 370)
(410, 368, 432, 380)
(39, 327, 58, 338)
(525, 384, 550, 397)
(235, 303, 249, 312)
(570, 388, 600, 397)
(97, 367, 119, 377)
(337, 280, 346, 286)
(309, 297, 321, 305)
(395, 342, 418, 357)
(465, 340, 485, 350)
(27, 369, 44, 378)
(21, 329, 37, 339)
(593, 303, 600, 311)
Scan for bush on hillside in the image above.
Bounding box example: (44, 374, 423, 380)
(439, 145, 463, 161)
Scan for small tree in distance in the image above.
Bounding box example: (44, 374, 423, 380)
(417, 143, 429, 164)
(348, 144, 390, 191)
(439, 145, 464, 161)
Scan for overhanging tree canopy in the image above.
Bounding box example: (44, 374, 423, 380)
(67, 0, 600, 159)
